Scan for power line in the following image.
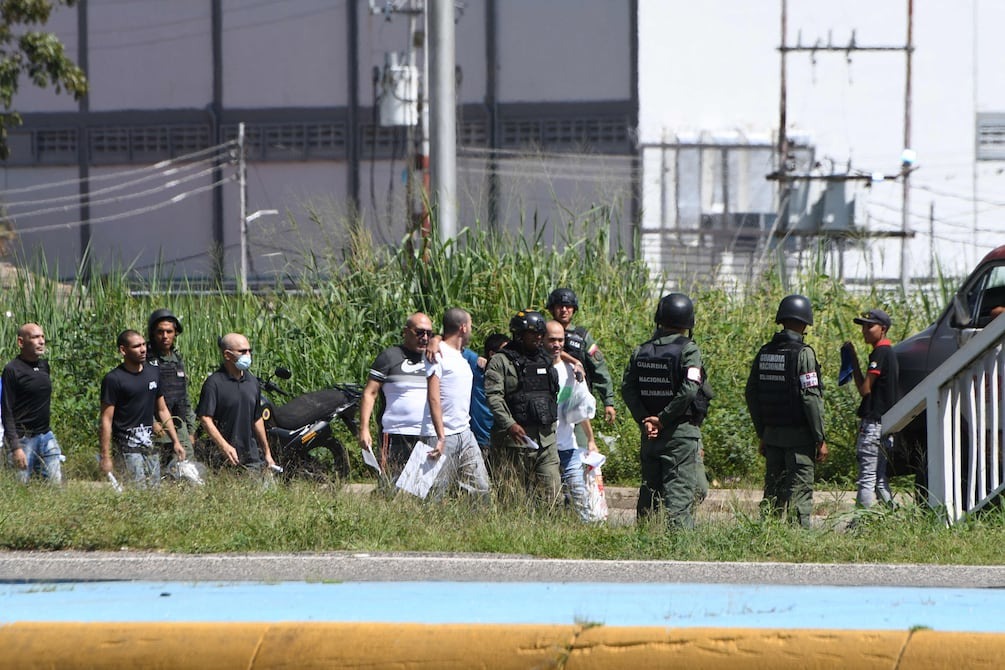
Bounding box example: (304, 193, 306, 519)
(87, 2, 344, 51)
(4, 156, 226, 210)
(0, 141, 236, 198)
(13, 175, 234, 236)
(5, 164, 224, 221)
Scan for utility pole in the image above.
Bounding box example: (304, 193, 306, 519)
(237, 123, 247, 292)
(772, 0, 915, 287)
(411, 3, 431, 247)
(372, 1, 431, 249)
(902, 0, 914, 293)
(429, 0, 457, 243)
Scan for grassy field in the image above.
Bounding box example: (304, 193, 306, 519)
(2, 474, 1005, 564)
(0, 225, 988, 561)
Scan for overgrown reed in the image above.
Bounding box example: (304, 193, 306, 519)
(0, 226, 955, 490)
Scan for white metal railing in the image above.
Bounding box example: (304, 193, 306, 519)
(883, 313, 1005, 523)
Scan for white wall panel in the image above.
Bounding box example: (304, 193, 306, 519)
(0, 167, 82, 276)
(497, 0, 631, 102)
(88, 2, 212, 110)
(223, 0, 345, 108)
(222, 162, 354, 279)
(85, 165, 216, 278)
(10, 3, 79, 113)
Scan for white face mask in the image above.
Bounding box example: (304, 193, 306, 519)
(235, 354, 252, 371)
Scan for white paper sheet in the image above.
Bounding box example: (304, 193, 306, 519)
(579, 449, 606, 469)
(395, 442, 446, 498)
(361, 447, 382, 476)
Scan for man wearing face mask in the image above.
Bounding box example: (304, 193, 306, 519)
(196, 332, 276, 472)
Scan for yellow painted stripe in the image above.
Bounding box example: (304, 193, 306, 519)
(2, 623, 1005, 669)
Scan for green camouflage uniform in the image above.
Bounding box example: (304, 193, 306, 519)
(621, 333, 703, 529)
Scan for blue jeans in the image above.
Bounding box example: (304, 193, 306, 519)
(856, 419, 893, 508)
(120, 452, 161, 489)
(9, 432, 62, 485)
(559, 448, 591, 522)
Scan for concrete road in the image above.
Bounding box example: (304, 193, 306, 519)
(2, 550, 1004, 588)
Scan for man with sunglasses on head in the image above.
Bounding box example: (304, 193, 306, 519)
(197, 332, 276, 473)
(359, 312, 435, 484)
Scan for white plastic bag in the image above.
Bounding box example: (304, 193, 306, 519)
(563, 378, 597, 426)
(584, 465, 608, 522)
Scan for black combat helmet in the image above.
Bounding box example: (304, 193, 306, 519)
(655, 293, 694, 329)
(546, 288, 579, 311)
(509, 309, 547, 335)
(147, 308, 183, 338)
(775, 294, 814, 326)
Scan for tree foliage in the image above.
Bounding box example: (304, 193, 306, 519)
(0, 0, 87, 158)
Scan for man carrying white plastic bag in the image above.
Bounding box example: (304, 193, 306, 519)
(546, 321, 607, 522)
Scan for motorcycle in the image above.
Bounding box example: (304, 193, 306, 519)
(259, 367, 362, 480)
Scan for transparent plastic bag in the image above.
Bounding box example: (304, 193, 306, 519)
(584, 465, 608, 522)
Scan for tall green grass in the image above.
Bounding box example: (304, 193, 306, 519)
(1, 225, 956, 489)
(3, 474, 1005, 564)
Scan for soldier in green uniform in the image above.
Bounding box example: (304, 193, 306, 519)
(621, 293, 709, 529)
(546, 288, 617, 423)
(745, 294, 828, 528)
(485, 309, 562, 505)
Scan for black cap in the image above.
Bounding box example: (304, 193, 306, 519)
(854, 308, 892, 328)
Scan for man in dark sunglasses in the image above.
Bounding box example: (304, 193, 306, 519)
(196, 332, 276, 475)
(359, 312, 435, 485)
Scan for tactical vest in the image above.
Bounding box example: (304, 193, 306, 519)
(753, 334, 812, 427)
(632, 335, 686, 416)
(563, 326, 588, 365)
(148, 352, 189, 418)
(500, 346, 559, 427)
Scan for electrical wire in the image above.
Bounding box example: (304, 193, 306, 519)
(13, 175, 235, 235)
(458, 164, 637, 184)
(4, 157, 225, 211)
(0, 142, 236, 197)
(4, 164, 226, 221)
(914, 183, 1005, 208)
(88, 2, 345, 52)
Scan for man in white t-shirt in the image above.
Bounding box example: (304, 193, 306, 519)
(422, 308, 490, 500)
(546, 320, 597, 521)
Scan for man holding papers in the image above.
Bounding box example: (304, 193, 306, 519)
(408, 308, 489, 501)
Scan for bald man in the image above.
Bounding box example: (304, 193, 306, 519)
(358, 312, 434, 483)
(3, 323, 61, 484)
(197, 332, 275, 471)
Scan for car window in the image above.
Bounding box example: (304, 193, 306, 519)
(971, 265, 1005, 327)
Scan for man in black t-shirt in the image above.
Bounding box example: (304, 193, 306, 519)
(196, 332, 276, 472)
(843, 308, 899, 509)
(99, 330, 186, 488)
(3, 323, 61, 485)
